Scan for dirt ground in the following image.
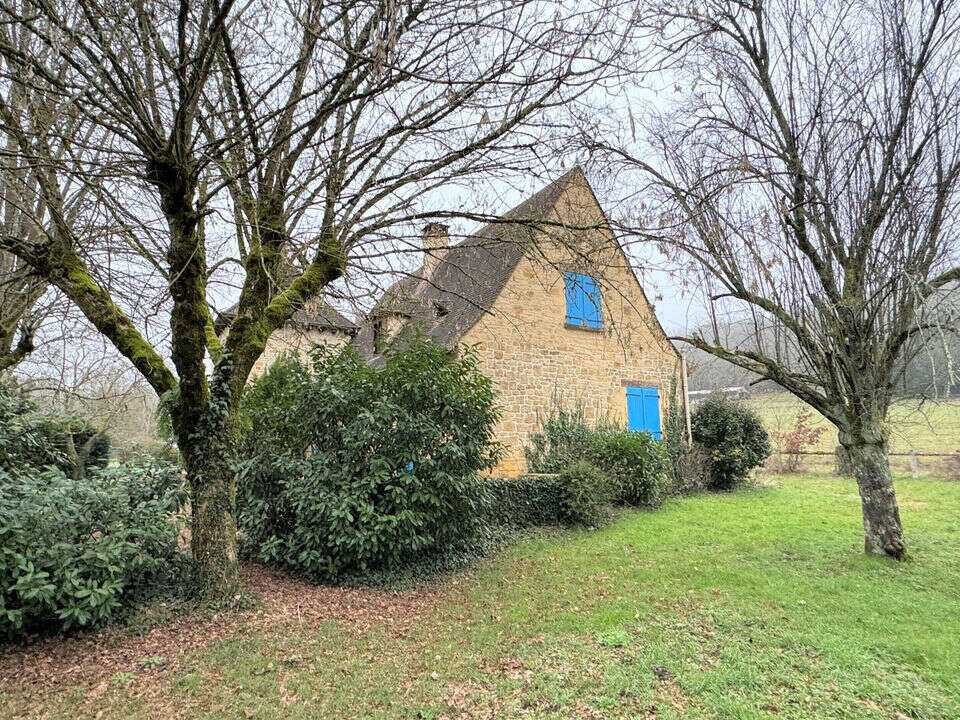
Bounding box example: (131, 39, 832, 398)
(0, 564, 441, 712)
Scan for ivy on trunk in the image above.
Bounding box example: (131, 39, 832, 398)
(0, 1, 624, 597)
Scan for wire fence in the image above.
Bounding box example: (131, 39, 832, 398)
(740, 393, 960, 455)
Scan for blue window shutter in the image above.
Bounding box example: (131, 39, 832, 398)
(643, 388, 661, 439)
(626, 388, 644, 431)
(584, 276, 602, 328)
(626, 386, 660, 438)
(564, 272, 601, 327)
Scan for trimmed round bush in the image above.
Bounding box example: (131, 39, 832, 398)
(589, 429, 670, 508)
(0, 463, 187, 639)
(556, 460, 613, 526)
(235, 339, 503, 581)
(691, 396, 770, 490)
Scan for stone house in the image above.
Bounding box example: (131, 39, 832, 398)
(215, 296, 357, 377)
(353, 167, 682, 475)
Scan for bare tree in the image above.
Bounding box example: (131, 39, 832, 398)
(0, 12, 103, 372)
(0, 0, 621, 595)
(0, 251, 41, 372)
(596, 0, 960, 558)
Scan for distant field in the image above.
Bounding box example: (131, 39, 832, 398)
(744, 392, 960, 456)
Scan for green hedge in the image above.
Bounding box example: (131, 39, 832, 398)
(524, 401, 670, 510)
(346, 475, 567, 588)
(485, 463, 616, 530)
(484, 474, 565, 529)
(235, 339, 502, 582)
(0, 462, 188, 639)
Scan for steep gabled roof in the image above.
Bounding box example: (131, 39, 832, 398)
(353, 167, 584, 356)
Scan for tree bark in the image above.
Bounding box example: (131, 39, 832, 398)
(173, 360, 241, 598)
(159, 171, 242, 599)
(182, 435, 240, 599)
(840, 425, 905, 560)
(834, 443, 853, 477)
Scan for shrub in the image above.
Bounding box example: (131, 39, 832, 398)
(0, 464, 188, 640)
(0, 383, 111, 477)
(353, 475, 568, 589)
(524, 397, 670, 508)
(556, 460, 613, 526)
(235, 339, 503, 581)
(0, 383, 59, 471)
(234, 353, 313, 456)
(524, 398, 595, 473)
(483, 475, 565, 529)
(95, 459, 188, 513)
(670, 444, 713, 495)
(770, 407, 827, 473)
(588, 430, 669, 507)
(691, 395, 771, 490)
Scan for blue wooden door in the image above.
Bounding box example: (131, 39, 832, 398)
(626, 386, 661, 438)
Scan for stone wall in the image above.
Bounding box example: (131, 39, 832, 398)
(247, 326, 351, 377)
(460, 179, 680, 475)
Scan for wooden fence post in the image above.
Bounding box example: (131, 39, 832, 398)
(909, 451, 920, 479)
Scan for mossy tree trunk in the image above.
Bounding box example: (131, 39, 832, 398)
(175, 371, 241, 599)
(157, 162, 245, 598)
(187, 451, 239, 597)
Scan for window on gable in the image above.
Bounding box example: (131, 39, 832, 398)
(564, 272, 602, 328)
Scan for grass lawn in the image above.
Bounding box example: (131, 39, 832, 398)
(5, 473, 960, 719)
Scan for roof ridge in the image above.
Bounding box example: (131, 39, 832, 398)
(362, 167, 589, 349)
(463, 166, 583, 244)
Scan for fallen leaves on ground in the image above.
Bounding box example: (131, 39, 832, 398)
(0, 563, 440, 714)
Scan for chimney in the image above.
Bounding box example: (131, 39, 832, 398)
(422, 222, 449, 277)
